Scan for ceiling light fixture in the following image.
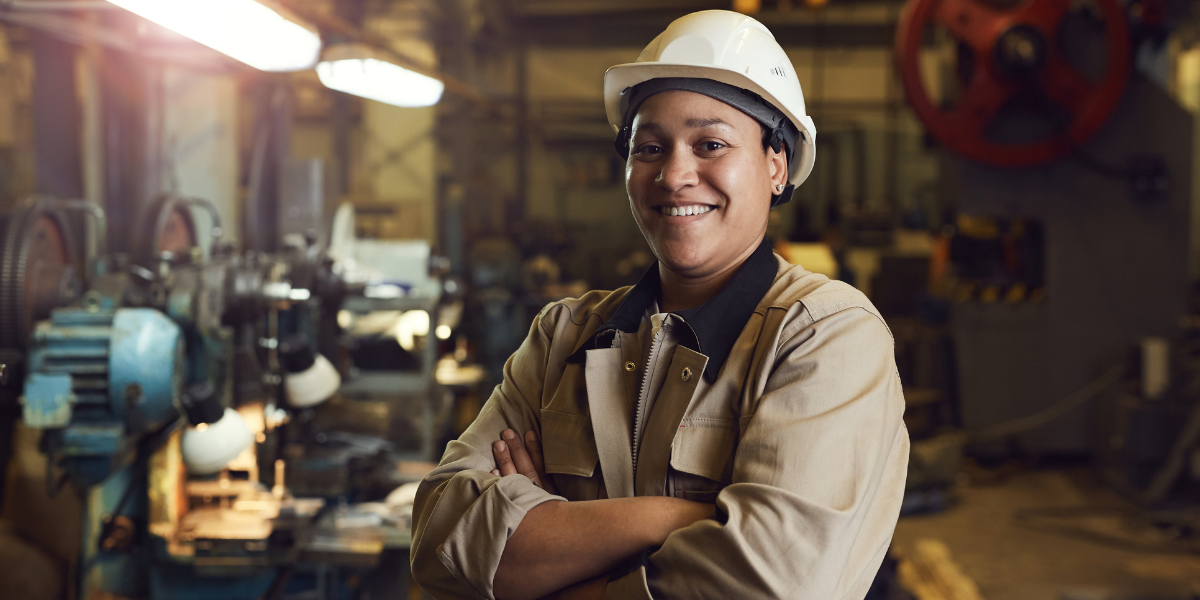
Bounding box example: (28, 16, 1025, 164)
(317, 43, 445, 108)
(105, 0, 321, 72)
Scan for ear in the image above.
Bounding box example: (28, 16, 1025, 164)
(768, 144, 789, 189)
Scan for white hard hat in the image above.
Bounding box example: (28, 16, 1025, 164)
(604, 10, 817, 192)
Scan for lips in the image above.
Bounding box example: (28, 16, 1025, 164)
(655, 205, 714, 217)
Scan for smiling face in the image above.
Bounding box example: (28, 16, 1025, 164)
(626, 90, 788, 280)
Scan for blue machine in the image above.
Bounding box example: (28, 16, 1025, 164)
(22, 308, 184, 487)
(0, 195, 344, 600)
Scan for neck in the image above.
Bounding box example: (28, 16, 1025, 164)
(658, 242, 760, 313)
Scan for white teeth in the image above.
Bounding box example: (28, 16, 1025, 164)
(661, 205, 712, 216)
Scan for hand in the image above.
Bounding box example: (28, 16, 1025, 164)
(492, 429, 559, 495)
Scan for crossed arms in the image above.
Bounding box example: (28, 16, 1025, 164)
(410, 303, 909, 600)
(488, 429, 714, 600)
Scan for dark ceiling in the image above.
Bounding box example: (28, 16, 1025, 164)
(498, 0, 905, 47)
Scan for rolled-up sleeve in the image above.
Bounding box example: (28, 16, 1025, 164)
(410, 309, 566, 599)
(643, 306, 910, 599)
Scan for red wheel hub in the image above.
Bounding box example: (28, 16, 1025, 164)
(156, 208, 197, 256)
(895, 0, 1131, 167)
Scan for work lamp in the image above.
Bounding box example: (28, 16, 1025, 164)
(105, 0, 322, 72)
(317, 43, 445, 107)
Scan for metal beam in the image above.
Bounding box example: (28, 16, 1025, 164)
(515, 13, 898, 47)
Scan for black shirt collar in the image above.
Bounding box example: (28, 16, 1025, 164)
(590, 238, 778, 381)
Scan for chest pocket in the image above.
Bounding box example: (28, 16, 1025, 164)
(669, 421, 737, 503)
(541, 409, 601, 500)
(540, 363, 602, 499)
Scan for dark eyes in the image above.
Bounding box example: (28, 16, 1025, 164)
(632, 141, 726, 156)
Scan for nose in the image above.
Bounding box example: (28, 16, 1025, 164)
(655, 144, 699, 192)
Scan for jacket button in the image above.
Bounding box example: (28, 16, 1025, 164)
(624, 361, 636, 372)
(681, 367, 692, 382)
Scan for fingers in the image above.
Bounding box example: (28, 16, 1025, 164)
(525, 430, 547, 475)
(501, 429, 545, 489)
(492, 429, 557, 494)
(525, 430, 558, 495)
(493, 439, 518, 477)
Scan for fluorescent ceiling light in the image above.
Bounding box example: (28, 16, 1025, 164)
(317, 44, 445, 108)
(106, 0, 321, 72)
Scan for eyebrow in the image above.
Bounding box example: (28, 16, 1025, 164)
(633, 118, 733, 134)
(685, 117, 732, 129)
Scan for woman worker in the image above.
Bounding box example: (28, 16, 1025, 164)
(411, 10, 909, 600)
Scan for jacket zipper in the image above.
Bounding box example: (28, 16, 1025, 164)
(631, 323, 666, 483)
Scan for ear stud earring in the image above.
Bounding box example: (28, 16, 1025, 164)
(775, 184, 784, 192)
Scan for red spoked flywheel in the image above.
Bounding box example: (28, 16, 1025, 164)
(895, 0, 1131, 167)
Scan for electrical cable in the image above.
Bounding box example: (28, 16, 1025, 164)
(73, 418, 182, 599)
(1005, 342, 1200, 553)
(993, 309, 1200, 552)
(102, 418, 180, 527)
(970, 364, 1125, 442)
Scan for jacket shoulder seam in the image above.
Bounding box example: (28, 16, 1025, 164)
(538, 288, 629, 335)
(536, 298, 594, 340)
(780, 302, 894, 346)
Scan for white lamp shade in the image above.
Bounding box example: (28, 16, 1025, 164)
(106, 0, 321, 72)
(285, 353, 341, 408)
(181, 408, 254, 475)
(317, 55, 445, 108)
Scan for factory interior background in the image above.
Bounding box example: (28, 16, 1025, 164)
(3, 0, 1200, 599)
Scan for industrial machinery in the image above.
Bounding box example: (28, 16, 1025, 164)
(0, 193, 359, 599)
(896, 0, 1132, 168)
(895, 0, 1191, 455)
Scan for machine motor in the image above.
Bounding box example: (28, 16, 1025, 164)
(21, 307, 183, 488)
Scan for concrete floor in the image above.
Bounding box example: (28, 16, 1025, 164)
(892, 469, 1200, 600)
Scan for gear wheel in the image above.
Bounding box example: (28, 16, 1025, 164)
(138, 194, 223, 268)
(0, 195, 80, 352)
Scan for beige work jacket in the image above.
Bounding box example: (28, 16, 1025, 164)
(412, 240, 910, 599)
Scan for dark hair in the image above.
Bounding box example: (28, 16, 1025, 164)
(616, 78, 797, 166)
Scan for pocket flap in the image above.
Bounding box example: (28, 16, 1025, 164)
(670, 422, 736, 483)
(541, 409, 599, 477)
